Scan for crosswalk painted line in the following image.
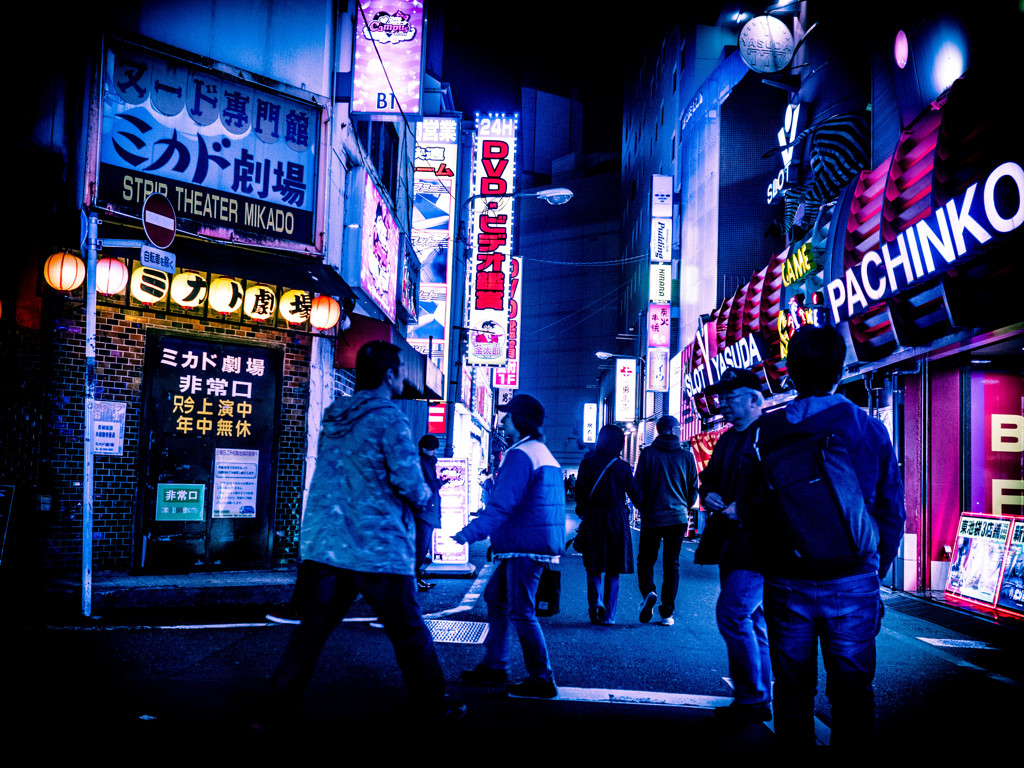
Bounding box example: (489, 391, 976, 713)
(918, 638, 995, 649)
(554, 687, 733, 708)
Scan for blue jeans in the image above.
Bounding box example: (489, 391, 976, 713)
(268, 561, 445, 718)
(586, 571, 620, 621)
(637, 523, 685, 618)
(716, 568, 772, 705)
(481, 557, 555, 683)
(763, 572, 881, 750)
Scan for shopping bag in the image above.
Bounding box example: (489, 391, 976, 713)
(535, 565, 561, 617)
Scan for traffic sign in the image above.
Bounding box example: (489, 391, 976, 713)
(142, 193, 176, 249)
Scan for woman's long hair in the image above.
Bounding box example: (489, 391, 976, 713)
(594, 424, 625, 460)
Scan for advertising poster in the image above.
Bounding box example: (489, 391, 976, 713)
(360, 174, 399, 322)
(945, 513, 1013, 606)
(970, 371, 1024, 517)
(92, 400, 127, 455)
(212, 448, 259, 518)
(615, 358, 637, 423)
(432, 458, 469, 565)
(996, 519, 1024, 616)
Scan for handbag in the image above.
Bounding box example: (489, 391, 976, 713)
(535, 564, 561, 617)
(693, 511, 730, 565)
(572, 458, 618, 556)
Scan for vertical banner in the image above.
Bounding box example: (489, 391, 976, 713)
(467, 113, 518, 367)
(583, 403, 598, 443)
(410, 117, 459, 373)
(351, 0, 425, 118)
(494, 255, 522, 388)
(614, 358, 638, 423)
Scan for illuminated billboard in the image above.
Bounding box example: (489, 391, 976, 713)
(493, 255, 522, 388)
(351, 0, 425, 119)
(342, 168, 399, 323)
(466, 113, 518, 367)
(614, 358, 637, 423)
(410, 117, 460, 373)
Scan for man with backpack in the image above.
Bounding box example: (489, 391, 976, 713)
(744, 325, 905, 751)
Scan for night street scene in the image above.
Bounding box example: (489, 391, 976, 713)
(5, 0, 1022, 758)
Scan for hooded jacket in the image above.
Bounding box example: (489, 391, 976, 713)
(748, 393, 906, 580)
(301, 390, 430, 576)
(633, 434, 699, 528)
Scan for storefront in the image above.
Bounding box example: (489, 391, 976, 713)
(678, 69, 1022, 620)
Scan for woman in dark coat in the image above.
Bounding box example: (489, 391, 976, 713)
(574, 425, 641, 624)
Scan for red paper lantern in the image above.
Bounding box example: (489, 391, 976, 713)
(44, 251, 86, 291)
(310, 295, 341, 329)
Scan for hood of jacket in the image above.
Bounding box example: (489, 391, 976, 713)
(650, 434, 684, 452)
(321, 390, 395, 440)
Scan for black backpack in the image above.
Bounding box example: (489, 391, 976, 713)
(753, 406, 879, 570)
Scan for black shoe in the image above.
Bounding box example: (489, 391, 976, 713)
(417, 579, 435, 592)
(265, 607, 301, 625)
(507, 678, 558, 699)
(713, 701, 772, 725)
(460, 665, 508, 686)
(639, 592, 657, 623)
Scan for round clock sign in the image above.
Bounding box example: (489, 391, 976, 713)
(739, 15, 795, 74)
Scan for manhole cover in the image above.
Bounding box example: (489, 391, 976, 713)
(426, 619, 489, 644)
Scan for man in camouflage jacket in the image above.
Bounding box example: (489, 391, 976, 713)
(266, 341, 452, 725)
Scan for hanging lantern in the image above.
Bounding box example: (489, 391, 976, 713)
(170, 272, 209, 308)
(243, 284, 277, 321)
(44, 251, 86, 291)
(130, 266, 170, 304)
(208, 277, 244, 314)
(95, 258, 129, 295)
(279, 289, 312, 324)
(310, 295, 341, 330)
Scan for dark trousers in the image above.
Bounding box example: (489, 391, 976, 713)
(268, 561, 445, 719)
(637, 523, 686, 618)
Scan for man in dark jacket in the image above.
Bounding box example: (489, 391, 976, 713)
(744, 325, 905, 751)
(633, 415, 699, 625)
(416, 434, 446, 591)
(700, 367, 772, 725)
(454, 394, 565, 699)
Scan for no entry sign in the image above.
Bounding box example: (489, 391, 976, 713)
(142, 193, 176, 249)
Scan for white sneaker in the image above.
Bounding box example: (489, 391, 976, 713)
(657, 616, 675, 626)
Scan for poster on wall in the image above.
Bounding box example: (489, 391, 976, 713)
(945, 513, 1013, 606)
(997, 519, 1024, 615)
(212, 448, 259, 518)
(92, 400, 127, 456)
(431, 458, 469, 566)
(351, 0, 425, 119)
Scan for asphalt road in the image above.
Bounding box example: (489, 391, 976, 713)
(9, 525, 1021, 758)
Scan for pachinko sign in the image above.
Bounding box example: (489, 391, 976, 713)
(828, 161, 1024, 323)
(466, 113, 518, 367)
(351, 0, 425, 118)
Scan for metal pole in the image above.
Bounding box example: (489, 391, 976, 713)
(82, 212, 98, 617)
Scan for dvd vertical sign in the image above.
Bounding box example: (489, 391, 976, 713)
(467, 113, 518, 367)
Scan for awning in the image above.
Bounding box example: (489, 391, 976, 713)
(334, 313, 443, 400)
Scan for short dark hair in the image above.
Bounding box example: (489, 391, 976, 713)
(509, 411, 544, 441)
(656, 415, 679, 435)
(786, 325, 847, 395)
(355, 341, 401, 391)
(418, 434, 439, 451)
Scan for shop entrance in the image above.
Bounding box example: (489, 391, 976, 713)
(135, 332, 282, 572)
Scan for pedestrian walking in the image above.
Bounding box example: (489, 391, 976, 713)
(454, 394, 565, 699)
(633, 415, 699, 626)
(699, 367, 773, 726)
(416, 434, 447, 592)
(262, 341, 461, 730)
(574, 424, 641, 625)
(742, 325, 905, 752)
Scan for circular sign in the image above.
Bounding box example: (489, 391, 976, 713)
(142, 193, 177, 249)
(738, 15, 795, 74)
